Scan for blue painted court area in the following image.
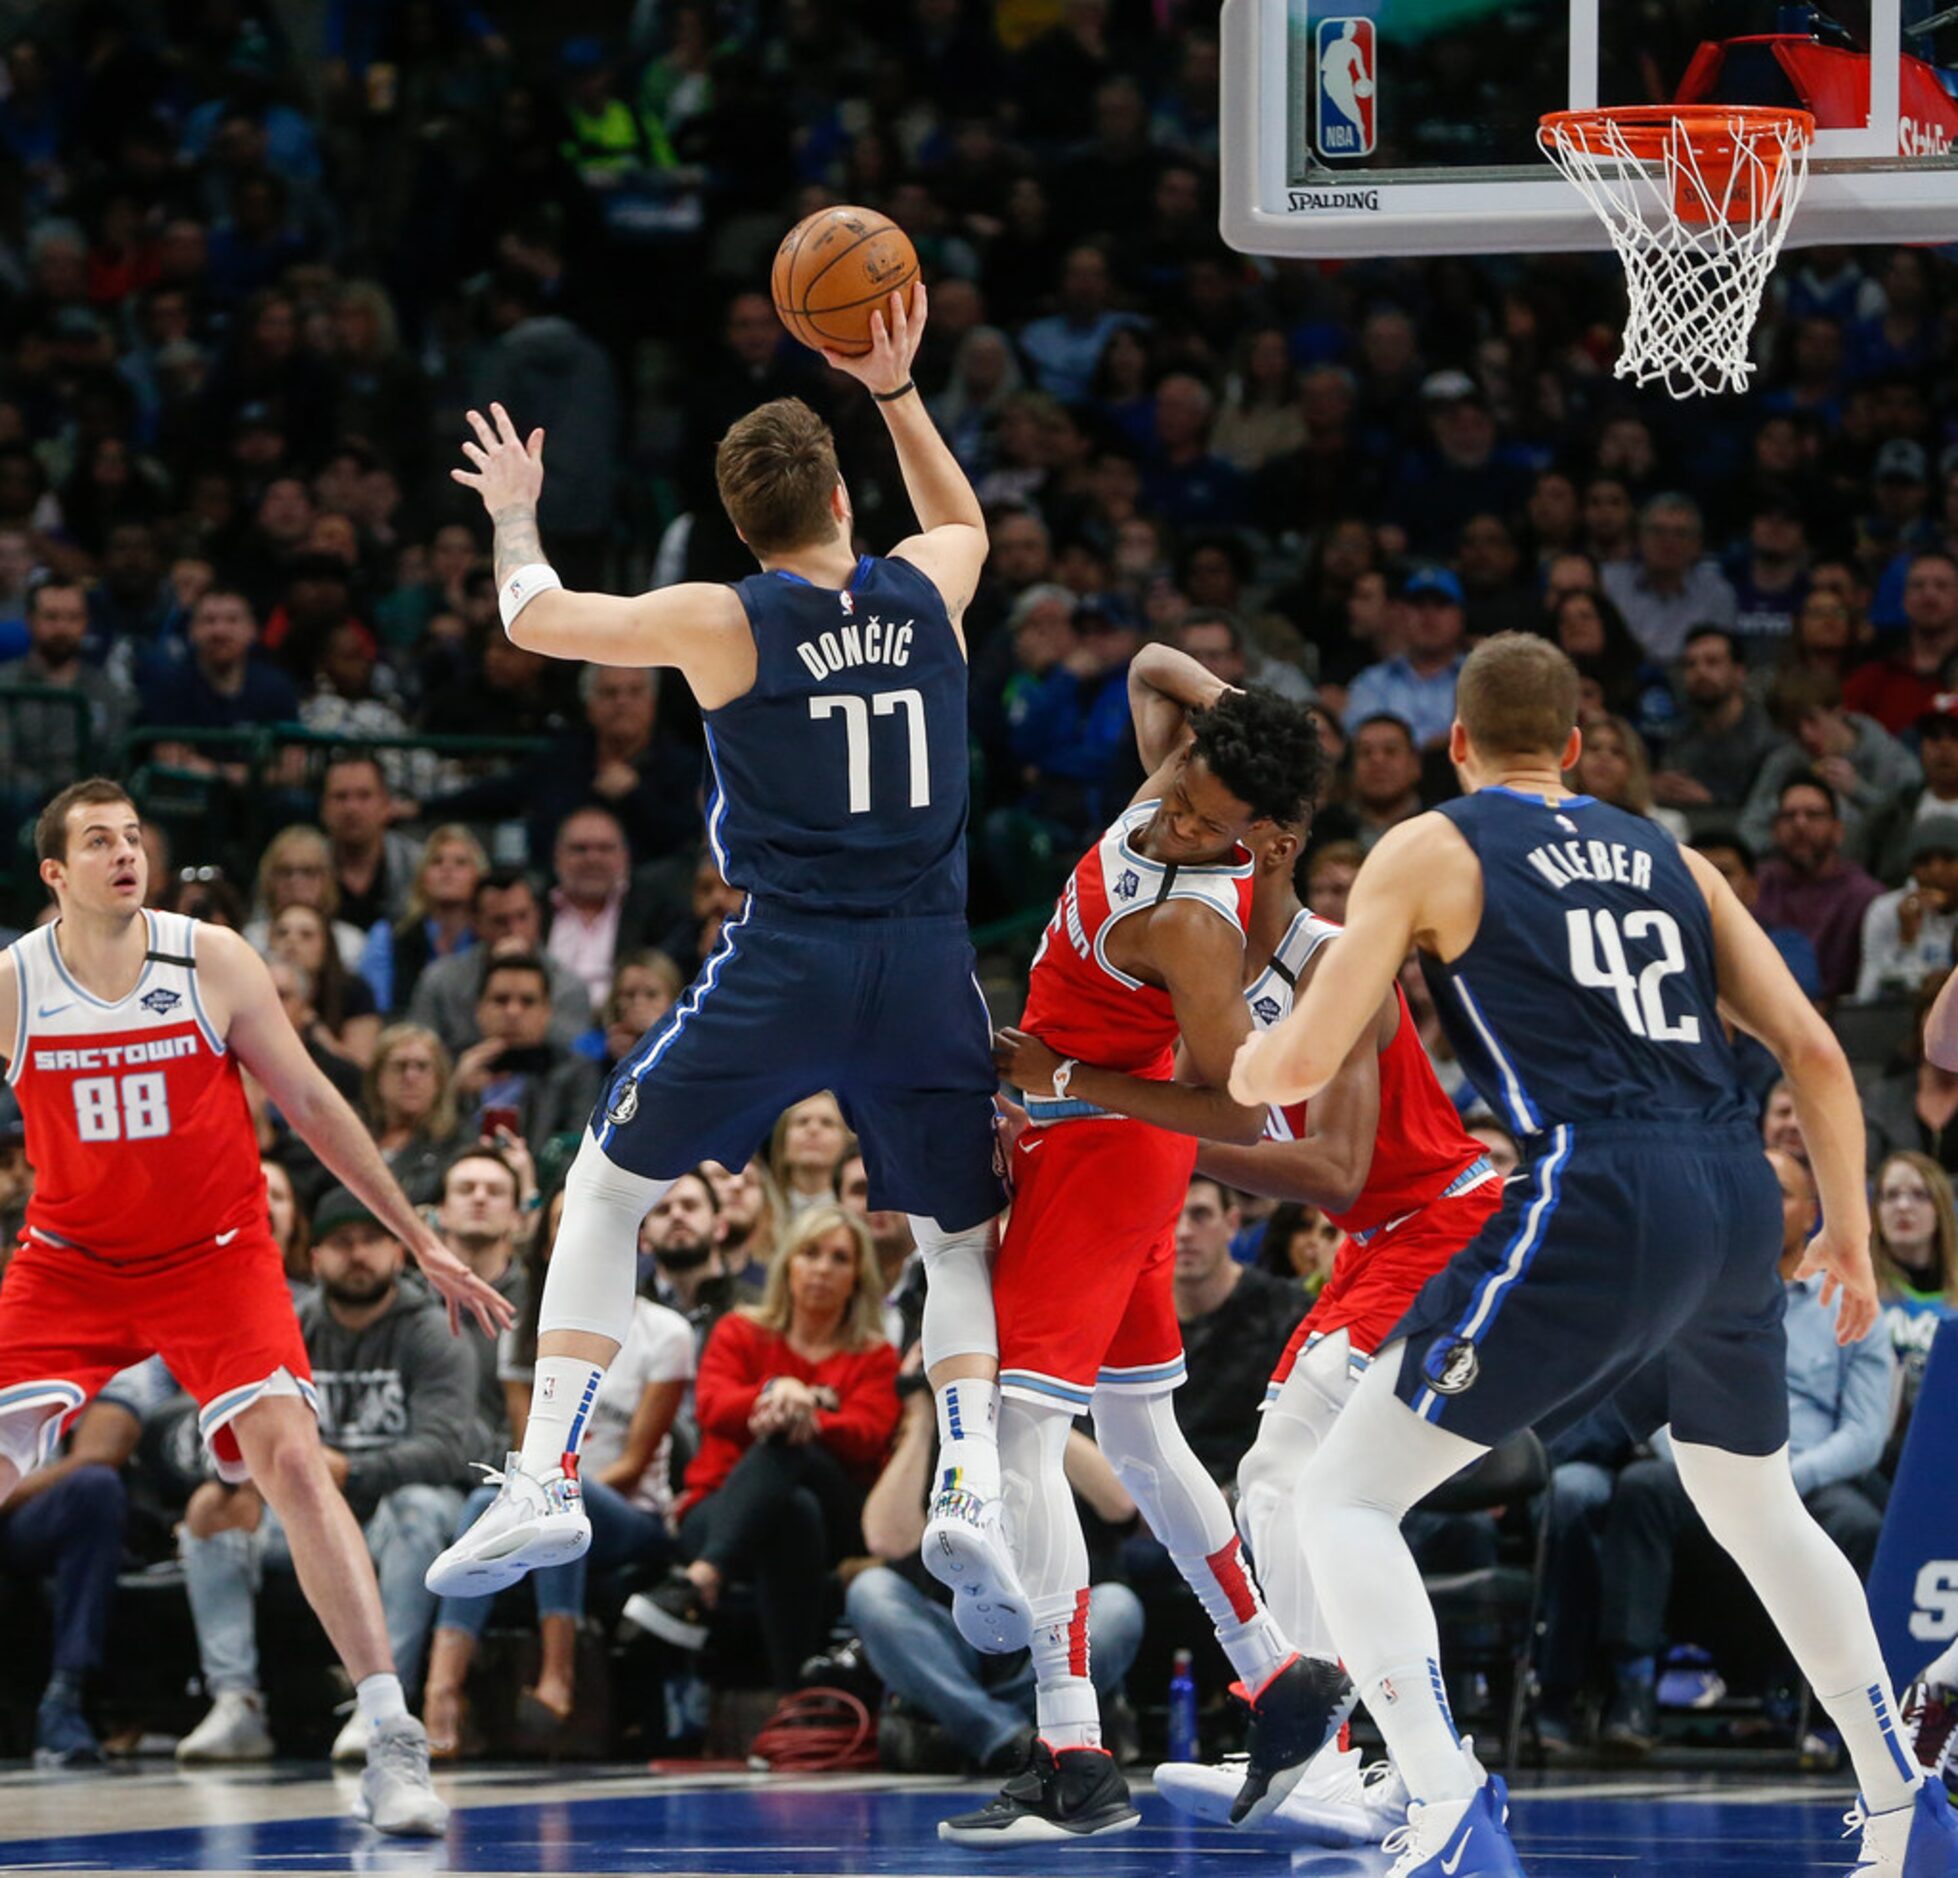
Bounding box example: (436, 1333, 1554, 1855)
(0, 1767, 1868, 1876)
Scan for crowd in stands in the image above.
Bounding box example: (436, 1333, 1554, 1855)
(1, 0, 1957, 1779)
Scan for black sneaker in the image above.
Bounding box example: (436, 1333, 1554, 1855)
(1600, 1675, 1658, 1758)
(977, 1723, 1037, 1777)
(620, 1568, 710, 1651)
(937, 1740, 1139, 1844)
(1229, 1654, 1358, 1826)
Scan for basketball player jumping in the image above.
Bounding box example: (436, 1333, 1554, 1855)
(1231, 634, 1957, 1878)
(995, 650, 1503, 1846)
(0, 780, 511, 1833)
(426, 288, 1022, 1626)
(938, 658, 1343, 1844)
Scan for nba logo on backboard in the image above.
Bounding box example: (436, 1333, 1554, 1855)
(1314, 18, 1376, 161)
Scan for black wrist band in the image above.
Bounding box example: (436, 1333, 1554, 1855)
(872, 380, 917, 403)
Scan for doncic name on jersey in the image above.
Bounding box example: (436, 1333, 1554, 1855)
(793, 589, 915, 681)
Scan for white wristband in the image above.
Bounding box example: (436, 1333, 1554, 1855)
(498, 562, 562, 632)
(1051, 1058, 1078, 1101)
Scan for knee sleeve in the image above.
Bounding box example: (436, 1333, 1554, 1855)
(997, 1396, 1085, 1605)
(538, 1132, 672, 1343)
(1237, 1333, 1354, 1549)
(1091, 1388, 1234, 1560)
(909, 1215, 998, 1368)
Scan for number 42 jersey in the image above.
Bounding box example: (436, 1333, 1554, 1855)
(5, 910, 265, 1263)
(1422, 788, 1753, 1139)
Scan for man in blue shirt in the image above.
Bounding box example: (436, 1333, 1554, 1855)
(1016, 245, 1138, 405)
(137, 587, 299, 781)
(1342, 567, 1466, 750)
(1592, 1147, 1896, 1755)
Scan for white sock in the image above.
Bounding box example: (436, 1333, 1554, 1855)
(1173, 1534, 1295, 1693)
(1925, 1638, 1958, 1687)
(933, 1377, 1001, 1503)
(518, 1357, 605, 1477)
(356, 1672, 407, 1729)
(1363, 1657, 1477, 1802)
(1031, 1591, 1100, 1751)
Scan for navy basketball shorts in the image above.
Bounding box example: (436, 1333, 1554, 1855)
(589, 900, 1006, 1233)
(1386, 1120, 1790, 1457)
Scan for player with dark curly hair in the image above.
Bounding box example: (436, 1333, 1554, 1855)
(937, 647, 1338, 1846)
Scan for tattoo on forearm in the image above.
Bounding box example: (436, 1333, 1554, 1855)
(492, 505, 546, 587)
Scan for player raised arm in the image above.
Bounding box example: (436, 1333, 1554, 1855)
(824, 285, 988, 636)
(1231, 814, 1465, 1108)
(1926, 967, 1958, 1071)
(1681, 843, 1878, 1343)
(198, 926, 514, 1339)
(1128, 642, 1232, 782)
(451, 402, 753, 692)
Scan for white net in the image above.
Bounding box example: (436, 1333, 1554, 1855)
(1538, 108, 1813, 399)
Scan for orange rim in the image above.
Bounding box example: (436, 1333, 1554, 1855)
(1539, 104, 1815, 164)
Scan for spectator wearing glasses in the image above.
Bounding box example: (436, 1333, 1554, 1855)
(1753, 773, 1885, 1001)
(362, 1024, 466, 1209)
(245, 825, 368, 972)
(1600, 492, 1739, 663)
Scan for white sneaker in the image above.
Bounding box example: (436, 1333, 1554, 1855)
(924, 1487, 1030, 1652)
(175, 1690, 275, 1762)
(354, 1716, 448, 1837)
(1154, 1743, 1402, 1847)
(423, 1454, 590, 1598)
(331, 1708, 371, 1764)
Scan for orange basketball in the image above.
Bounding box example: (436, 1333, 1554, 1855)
(771, 206, 919, 358)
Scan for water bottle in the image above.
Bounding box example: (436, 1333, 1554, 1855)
(1167, 1648, 1199, 1763)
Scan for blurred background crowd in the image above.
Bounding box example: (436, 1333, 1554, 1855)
(0, 0, 1954, 1790)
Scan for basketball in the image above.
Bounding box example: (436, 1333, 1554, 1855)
(771, 206, 919, 357)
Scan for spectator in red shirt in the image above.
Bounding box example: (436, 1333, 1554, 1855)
(623, 1204, 900, 1689)
(1844, 549, 1958, 734)
(1754, 773, 1885, 1002)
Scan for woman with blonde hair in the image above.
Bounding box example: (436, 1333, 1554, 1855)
(359, 824, 488, 1015)
(769, 1092, 853, 1216)
(245, 825, 367, 969)
(600, 950, 684, 1075)
(1569, 713, 1688, 840)
(1871, 1149, 1958, 1453)
(623, 1205, 899, 1690)
(362, 1023, 464, 1206)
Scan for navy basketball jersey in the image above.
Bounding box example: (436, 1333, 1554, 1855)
(705, 554, 969, 916)
(1424, 788, 1753, 1137)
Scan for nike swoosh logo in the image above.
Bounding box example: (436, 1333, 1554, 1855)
(1441, 1832, 1473, 1875)
(215, 1228, 241, 1246)
(37, 1002, 74, 1018)
(1020, 1134, 1044, 1151)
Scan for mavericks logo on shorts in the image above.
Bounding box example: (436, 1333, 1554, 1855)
(605, 1080, 640, 1127)
(1425, 1337, 1480, 1397)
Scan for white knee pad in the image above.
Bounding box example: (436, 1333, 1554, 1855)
(1091, 1387, 1234, 1560)
(1237, 1332, 1356, 1547)
(538, 1132, 673, 1343)
(909, 1215, 998, 1367)
(997, 1395, 1084, 1602)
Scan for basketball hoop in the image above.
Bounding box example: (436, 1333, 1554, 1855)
(1538, 105, 1814, 399)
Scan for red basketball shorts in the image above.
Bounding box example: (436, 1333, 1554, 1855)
(0, 1228, 314, 1482)
(994, 1116, 1199, 1411)
(1266, 1175, 1505, 1398)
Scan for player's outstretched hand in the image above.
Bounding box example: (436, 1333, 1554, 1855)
(1796, 1225, 1880, 1346)
(819, 283, 926, 397)
(452, 402, 544, 516)
(412, 1231, 519, 1339)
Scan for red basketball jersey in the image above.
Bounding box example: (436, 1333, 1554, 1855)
(1247, 908, 1488, 1236)
(1019, 800, 1256, 1080)
(6, 910, 266, 1263)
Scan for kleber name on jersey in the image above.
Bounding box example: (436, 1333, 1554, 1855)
(33, 1032, 201, 1072)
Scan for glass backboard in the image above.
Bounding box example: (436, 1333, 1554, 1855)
(1221, 0, 1958, 255)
